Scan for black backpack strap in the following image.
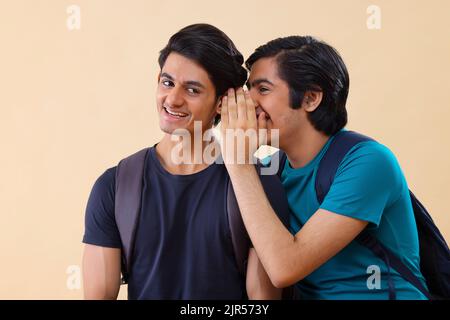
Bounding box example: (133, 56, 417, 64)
(226, 178, 251, 277)
(226, 162, 292, 277)
(315, 131, 374, 204)
(257, 163, 291, 230)
(114, 147, 150, 284)
(316, 131, 433, 299)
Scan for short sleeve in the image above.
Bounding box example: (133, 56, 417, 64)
(82, 167, 122, 248)
(320, 142, 405, 227)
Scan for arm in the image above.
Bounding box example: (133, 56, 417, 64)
(82, 244, 121, 299)
(246, 248, 282, 300)
(82, 168, 123, 299)
(227, 165, 368, 288)
(220, 88, 368, 288)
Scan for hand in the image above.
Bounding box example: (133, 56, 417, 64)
(220, 88, 268, 165)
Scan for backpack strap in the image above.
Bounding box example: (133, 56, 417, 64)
(276, 151, 287, 179)
(356, 230, 432, 299)
(315, 130, 374, 204)
(263, 150, 287, 179)
(114, 148, 252, 283)
(316, 130, 432, 299)
(115, 148, 292, 290)
(114, 147, 150, 284)
(226, 178, 251, 277)
(227, 162, 292, 277)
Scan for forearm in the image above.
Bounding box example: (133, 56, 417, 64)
(246, 249, 282, 299)
(220, 88, 370, 289)
(227, 164, 297, 287)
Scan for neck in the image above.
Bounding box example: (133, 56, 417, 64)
(156, 131, 219, 175)
(282, 124, 330, 169)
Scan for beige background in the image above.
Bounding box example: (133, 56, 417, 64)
(0, 0, 449, 299)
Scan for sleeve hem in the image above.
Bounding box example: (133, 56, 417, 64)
(319, 205, 381, 227)
(82, 236, 122, 249)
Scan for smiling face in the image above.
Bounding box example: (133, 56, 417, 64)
(248, 56, 303, 147)
(156, 52, 219, 135)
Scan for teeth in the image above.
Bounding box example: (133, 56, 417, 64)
(165, 107, 188, 117)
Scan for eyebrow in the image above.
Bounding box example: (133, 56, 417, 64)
(247, 78, 275, 88)
(160, 72, 205, 89)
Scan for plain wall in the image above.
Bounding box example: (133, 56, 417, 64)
(0, 0, 449, 299)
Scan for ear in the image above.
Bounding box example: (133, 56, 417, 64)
(302, 91, 323, 112)
(215, 97, 222, 115)
(157, 72, 161, 84)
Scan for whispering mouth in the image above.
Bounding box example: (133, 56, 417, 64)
(256, 111, 271, 120)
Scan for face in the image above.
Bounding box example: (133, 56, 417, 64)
(248, 57, 303, 147)
(156, 52, 219, 135)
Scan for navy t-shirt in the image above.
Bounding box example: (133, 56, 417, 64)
(83, 147, 285, 299)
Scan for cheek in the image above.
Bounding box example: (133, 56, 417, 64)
(155, 90, 164, 104)
(195, 97, 217, 117)
(261, 98, 275, 117)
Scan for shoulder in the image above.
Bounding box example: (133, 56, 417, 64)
(331, 140, 407, 204)
(339, 140, 402, 178)
(346, 140, 396, 160)
(93, 147, 152, 192)
(321, 140, 406, 225)
(91, 167, 117, 199)
(83, 166, 121, 247)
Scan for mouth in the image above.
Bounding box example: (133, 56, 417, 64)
(256, 109, 271, 120)
(162, 106, 189, 119)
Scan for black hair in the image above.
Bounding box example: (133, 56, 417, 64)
(246, 36, 349, 136)
(159, 24, 247, 125)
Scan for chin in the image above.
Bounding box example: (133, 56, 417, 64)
(159, 121, 180, 135)
(160, 122, 195, 137)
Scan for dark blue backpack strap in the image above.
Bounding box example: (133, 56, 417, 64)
(356, 231, 432, 299)
(114, 147, 150, 284)
(315, 130, 374, 204)
(258, 149, 286, 178)
(276, 150, 287, 179)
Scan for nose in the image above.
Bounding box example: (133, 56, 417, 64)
(165, 86, 184, 108)
(249, 87, 259, 110)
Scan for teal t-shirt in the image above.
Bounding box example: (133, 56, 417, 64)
(277, 131, 428, 300)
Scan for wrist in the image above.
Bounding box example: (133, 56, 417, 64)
(225, 163, 256, 176)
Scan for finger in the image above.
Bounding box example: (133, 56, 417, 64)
(236, 88, 247, 121)
(258, 112, 267, 130)
(221, 96, 228, 128)
(258, 112, 268, 145)
(245, 90, 257, 126)
(227, 88, 238, 122)
(227, 88, 237, 123)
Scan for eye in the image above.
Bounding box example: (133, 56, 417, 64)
(187, 87, 200, 95)
(258, 86, 270, 94)
(161, 79, 174, 87)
